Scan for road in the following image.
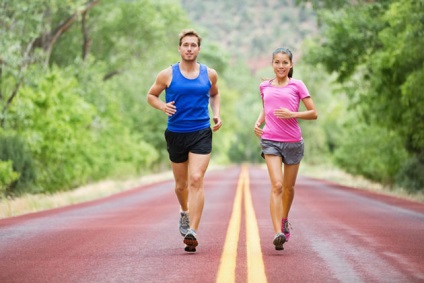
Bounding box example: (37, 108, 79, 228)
(0, 165, 423, 283)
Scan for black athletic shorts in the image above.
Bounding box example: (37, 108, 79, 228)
(164, 127, 212, 163)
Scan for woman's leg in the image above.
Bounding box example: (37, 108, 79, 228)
(264, 154, 284, 234)
(282, 163, 300, 219)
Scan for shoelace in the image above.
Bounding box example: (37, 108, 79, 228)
(181, 214, 190, 226)
(283, 220, 293, 233)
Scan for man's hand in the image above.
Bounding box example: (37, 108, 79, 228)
(162, 101, 177, 116)
(212, 117, 222, 132)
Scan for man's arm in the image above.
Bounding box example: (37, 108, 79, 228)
(146, 68, 176, 116)
(208, 68, 222, 132)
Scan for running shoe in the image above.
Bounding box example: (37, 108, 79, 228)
(184, 228, 198, 252)
(273, 232, 286, 250)
(184, 245, 196, 253)
(282, 218, 292, 242)
(179, 211, 190, 237)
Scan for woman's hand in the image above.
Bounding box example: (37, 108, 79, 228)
(274, 107, 294, 119)
(254, 122, 263, 137)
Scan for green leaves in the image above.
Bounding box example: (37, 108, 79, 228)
(8, 68, 95, 192)
(0, 0, 195, 194)
(0, 160, 20, 197)
(301, 0, 424, 189)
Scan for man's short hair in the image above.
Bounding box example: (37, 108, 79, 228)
(179, 29, 202, 46)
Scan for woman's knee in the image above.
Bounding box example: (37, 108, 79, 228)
(271, 181, 284, 194)
(283, 185, 295, 194)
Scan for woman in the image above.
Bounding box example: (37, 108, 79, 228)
(254, 47, 317, 250)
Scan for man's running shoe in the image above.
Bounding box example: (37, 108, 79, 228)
(273, 232, 286, 250)
(179, 212, 190, 237)
(184, 245, 196, 253)
(184, 229, 198, 252)
(282, 218, 292, 242)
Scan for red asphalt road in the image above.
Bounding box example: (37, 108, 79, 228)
(0, 165, 423, 283)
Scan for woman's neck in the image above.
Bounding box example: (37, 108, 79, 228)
(272, 77, 290, 86)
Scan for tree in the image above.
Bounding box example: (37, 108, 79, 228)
(0, 0, 194, 194)
(0, 0, 99, 127)
(298, 0, 424, 190)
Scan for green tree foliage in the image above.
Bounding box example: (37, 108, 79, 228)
(395, 156, 424, 192)
(0, 0, 197, 194)
(299, 0, 424, 190)
(0, 0, 99, 125)
(181, 0, 317, 69)
(0, 160, 20, 197)
(0, 134, 33, 196)
(8, 0, 409, 196)
(334, 124, 408, 185)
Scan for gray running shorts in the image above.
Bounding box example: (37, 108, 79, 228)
(260, 139, 304, 165)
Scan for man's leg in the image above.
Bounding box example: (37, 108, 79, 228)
(171, 161, 191, 237)
(170, 161, 189, 212)
(187, 152, 211, 231)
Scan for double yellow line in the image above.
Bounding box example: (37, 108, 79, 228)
(216, 165, 267, 283)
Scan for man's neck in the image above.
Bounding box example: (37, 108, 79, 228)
(179, 61, 200, 79)
(179, 60, 198, 72)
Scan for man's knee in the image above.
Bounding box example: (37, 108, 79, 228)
(175, 181, 188, 193)
(189, 172, 205, 188)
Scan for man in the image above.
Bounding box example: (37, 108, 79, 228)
(146, 29, 222, 252)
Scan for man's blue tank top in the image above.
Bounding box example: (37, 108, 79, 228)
(165, 63, 211, 133)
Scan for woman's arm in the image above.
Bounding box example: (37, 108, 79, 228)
(274, 97, 318, 120)
(254, 109, 265, 137)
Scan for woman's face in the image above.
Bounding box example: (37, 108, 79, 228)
(272, 52, 292, 79)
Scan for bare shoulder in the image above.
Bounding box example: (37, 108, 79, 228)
(157, 66, 172, 82)
(151, 66, 172, 90)
(148, 66, 172, 96)
(207, 67, 218, 83)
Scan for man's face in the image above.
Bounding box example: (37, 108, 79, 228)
(178, 35, 200, 62)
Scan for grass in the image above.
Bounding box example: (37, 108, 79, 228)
(0, 171, 173, 219)
(299, 163, 424, 203)
(1, 164, 422, 219)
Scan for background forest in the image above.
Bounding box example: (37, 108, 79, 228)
(0, 0, 423, 199)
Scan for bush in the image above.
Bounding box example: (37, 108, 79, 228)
(0, 160, 20, 197)
(395, 156, 424, 193)
(333, 124, 408, 185)
(0, 134, 36, 196)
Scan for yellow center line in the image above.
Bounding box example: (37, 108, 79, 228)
(244, 166, 267, 283)
(216, 165, 267, 283)
(216, 165, 244, 283)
